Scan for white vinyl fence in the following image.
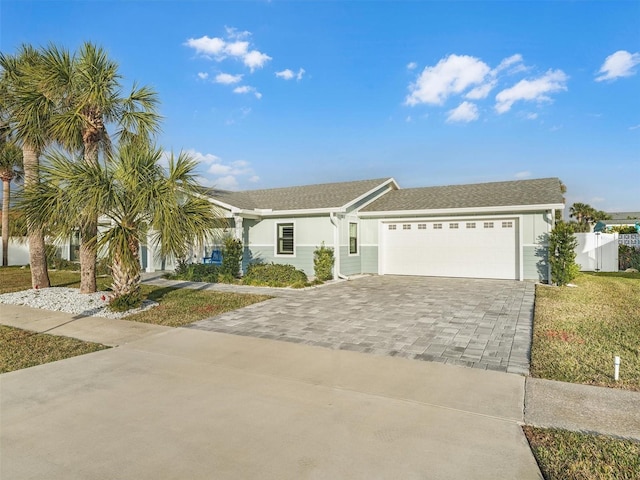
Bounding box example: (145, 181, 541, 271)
(575, 233, 619, 272)
(0, 237, 30, 266)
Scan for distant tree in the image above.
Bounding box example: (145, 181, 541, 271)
(568, 202, 610, 232)
(0, 45, 53, 287)
(0, 131, 23, 266)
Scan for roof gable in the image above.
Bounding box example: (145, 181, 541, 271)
(203, 178, 395, 212)
(361, 177, 565, 212)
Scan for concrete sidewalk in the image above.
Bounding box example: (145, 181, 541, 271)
(1, 303, 171, 346)
(525, 377, 640, 441)
(1, 306, 541, 480)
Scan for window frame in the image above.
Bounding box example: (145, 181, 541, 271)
(275, 222, 295, 256)
(349, 222, 359, 256)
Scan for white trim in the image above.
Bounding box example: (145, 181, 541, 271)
(342, 178, 399, 211)
(274, 220, 296, 257)
(359, 203, 565, 218)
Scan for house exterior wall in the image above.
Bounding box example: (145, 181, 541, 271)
(242, 216, 334, 276)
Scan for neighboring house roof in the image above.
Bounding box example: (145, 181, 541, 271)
(361, 177, 565, 213)
(203, 178, 395, 212)
(602, 211, 640, 224)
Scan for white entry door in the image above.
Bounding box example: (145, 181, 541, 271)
(381, 219, 518, 279)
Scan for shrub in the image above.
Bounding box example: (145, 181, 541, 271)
(549, 222, 580, 286)
(108, 291, 142, 312)
(221, 237, 243, 279)
(243, 263, 308, 288)
(169, 261, 220, 283)
(619, 245, 640, 271)
(313, 243, 334, 281)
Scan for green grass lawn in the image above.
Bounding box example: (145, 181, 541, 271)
(0, 267, 271, 370)
(524, 426, 640, 480)
(0, 325, 109, 374)
(531, 272, 640, 391)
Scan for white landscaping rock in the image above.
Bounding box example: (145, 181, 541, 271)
(0, 287, 157, 319)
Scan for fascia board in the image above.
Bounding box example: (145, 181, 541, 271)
(341, 178, 400, 211)
(358, 203, 565, 217)
(256, 207, 342, 217)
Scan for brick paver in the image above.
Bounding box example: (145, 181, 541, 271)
(188, 275, 535, 374)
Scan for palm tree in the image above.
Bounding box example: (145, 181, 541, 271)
(0, 133, 23, 266)
(0, 45, 53, 287)
(22, 143, 222, 304)
(40, 42, 161, 293)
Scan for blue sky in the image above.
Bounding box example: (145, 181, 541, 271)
(2, 0, 639, 212)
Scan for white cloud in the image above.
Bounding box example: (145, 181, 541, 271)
(276, 68, 305, 80)
(514, 171, 531, 179)
(243, 50, 272, 71)
(215, 175, 239, 190)
(524, 112, 538, 120)
(629, 124, 640, 130)
(224, 41, 249, 57)
(185, 29, 271, 72)
(495, 69, 568, 114)
(465, 80, 496, 100)
(225, 26, 251, 40)
(446, 101, 479, 123)
(407, 61, 417, 70)
(494, 54, 524, 74)
(215, 73, 243, 84)
(595, 50, 640, 82)
(406, 54, 491, 106)
(197, 72, 209, 80)
(184, 149, 258, 191)
(233, 85, 262, 99)
(185, 36, 226, 57)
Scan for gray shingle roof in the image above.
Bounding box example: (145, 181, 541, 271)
(361, 177, 565, 212)
(203, 178, 393, 211)
(603, 212, 640, 224)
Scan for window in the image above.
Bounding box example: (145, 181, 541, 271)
(484, 222, 494, 229)
(502, 221, 513, 228)
(418, 224, 427, 230)
(388, 224, 396, 230)
(403, 224, 411, 230)
(277, 223, 294, 255)
(433, 223, 442, 229)
(349, 223, 358, 255)
(449, 223, 459, 229)
(466, 222, 476, 229)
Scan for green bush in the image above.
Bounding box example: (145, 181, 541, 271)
(619, 245, 640, 271)
(549, 222, 580, 286)
(313, 243, 334, 281)
(221, 237, 243, 278)
(243, 263, 308, 288)
(169, 261, 220, 283)
(108, 292, 142, 312)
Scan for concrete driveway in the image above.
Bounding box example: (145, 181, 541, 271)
(190, 275, 535, 374)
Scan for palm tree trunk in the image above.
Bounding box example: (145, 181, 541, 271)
(79, 138, 100, 293)
(23, 144, 50, 288)
(2, 177, 10, 266)
(111, 241, 141, 299)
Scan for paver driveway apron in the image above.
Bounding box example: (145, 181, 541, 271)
(190, 275, 535, 374)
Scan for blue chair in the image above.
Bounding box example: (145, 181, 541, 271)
(203, 249, 222, 265)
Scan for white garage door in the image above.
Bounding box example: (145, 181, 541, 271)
(381, 219, 518, 280)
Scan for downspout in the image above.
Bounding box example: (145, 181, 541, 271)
(330, 212, 348, 280)
(548, 209, 554, 283)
